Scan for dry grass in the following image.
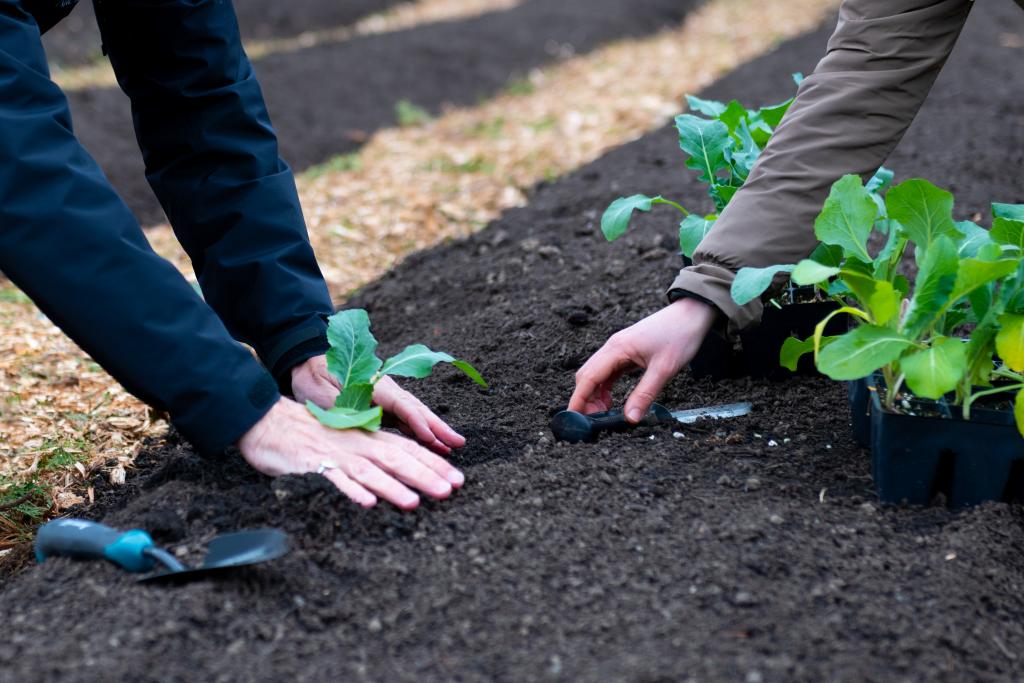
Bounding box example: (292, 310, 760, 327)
(2, 0, 839, 546)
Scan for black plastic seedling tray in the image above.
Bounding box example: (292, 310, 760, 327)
(689, 298, 844, 381)
(867, 375, 1024, 508)
(848, 377, 871, 447)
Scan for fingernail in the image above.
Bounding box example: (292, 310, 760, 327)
(447, 469, 465, 487)
(627, 408, 643, 423)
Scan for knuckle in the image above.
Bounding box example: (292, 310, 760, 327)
(346, 460, 374, 482)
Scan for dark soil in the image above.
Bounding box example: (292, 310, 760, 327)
(4, 2, 1024, 682)
(41, 0, 413, 67)
(60, 0, 697, 225)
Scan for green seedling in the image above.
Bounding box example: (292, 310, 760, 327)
(732, 173, 1024, 434)
(600, 83, 800, 258)
(307, 309, 486, 431)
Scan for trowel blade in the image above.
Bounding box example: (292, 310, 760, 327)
(669, 401, 752, 424)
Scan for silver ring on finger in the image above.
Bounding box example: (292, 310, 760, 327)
(316, 460, 338, 475)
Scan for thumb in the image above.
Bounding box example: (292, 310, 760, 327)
(623, 362, 672, 423)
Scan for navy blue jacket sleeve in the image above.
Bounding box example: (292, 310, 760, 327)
(92, 0, 335, 391)
(0, 2, 279, 454)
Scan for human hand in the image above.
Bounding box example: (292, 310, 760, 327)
(237, 397, 465, 510)
(568, 297, 718, 422)
(291, 355, 466, 454)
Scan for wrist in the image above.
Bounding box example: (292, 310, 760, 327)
(667, 296, 718, 331)
(237, 396, 287, 453)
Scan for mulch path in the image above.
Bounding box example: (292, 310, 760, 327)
(61, 0, 696, 225)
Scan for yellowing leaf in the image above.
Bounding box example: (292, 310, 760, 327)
(996, 314, 1024, 372)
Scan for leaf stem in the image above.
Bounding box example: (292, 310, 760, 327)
(652, 197, 690, 217)
(963, 383, 1024, 419)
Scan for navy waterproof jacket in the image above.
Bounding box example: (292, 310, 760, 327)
(1, 0, 335, 452)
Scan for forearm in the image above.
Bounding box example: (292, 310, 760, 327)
(670, 0, 974, 333)
(93, 0, 334, 386)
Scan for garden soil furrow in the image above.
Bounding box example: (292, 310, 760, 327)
(3, 2, 1024, 682)
(62, 0, 697, 225)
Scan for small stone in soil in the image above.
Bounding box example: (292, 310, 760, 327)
(745, 477, 761, 491)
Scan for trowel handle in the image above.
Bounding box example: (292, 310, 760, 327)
(35, 518, 156, 573)
(550, 403, 672, 443)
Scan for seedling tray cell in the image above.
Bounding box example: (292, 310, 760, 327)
(867, 376, 1024, 508)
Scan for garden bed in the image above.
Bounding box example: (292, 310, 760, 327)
(62, 0, 697, 224)
(3, 2, 1024, 681)
(41, 0, 414, 67)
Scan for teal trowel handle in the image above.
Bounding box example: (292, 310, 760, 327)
(35, 518, 157, 573)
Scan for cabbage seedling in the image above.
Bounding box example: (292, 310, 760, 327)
(734, 174, 1024, 434)
(600, 83, 799, 258)
(307, 309, 486, 431)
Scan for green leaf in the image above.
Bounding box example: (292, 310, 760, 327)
(956, 220, 992, 258)
(685, 95, 726, 118)
(901, 236, 959, 339)
(780, 335, 835, 372)
(710, 184, 739, 211)
(326, 309, 382, 388)
(754, 98, 792, 129)
(601, 194, 657, 241)
(727, 120, 760, 179)
(841, 271, 901, 326)
(730, 265, 794, 306)
(675, 114, 733, 184)
(990, 217, 1024, 251)
(791, 259, 839, 286)
(996, 313, 1024, 372)
(808, 242, 844, 268)
(678, 214, 716, 257)
(993, 203, 1024, 222)
(380, 344, 456, 379)
(901, 337, 967, 399)
(306, 402, 383, 431)
(884, 179, 961, 254)
(817, 325, 914, 380)
(335, 382, 374, 411)
(952, 256, 1020, 303)
(451, 359, 489, 388)
(968, 285, 993, 324)
(866, 166, 895, 195)
(813, 174, 876, 261)
(813, 306, 870, 359)
(718, 100, 747, 134)
(379, 344, 488, 388)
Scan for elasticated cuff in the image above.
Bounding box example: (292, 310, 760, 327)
(259, 315, 330, 392)
(667, 263, 764, 339)
(271, 333, 331, 395)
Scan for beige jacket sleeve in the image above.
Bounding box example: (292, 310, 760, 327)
(669, 0, 976, 335)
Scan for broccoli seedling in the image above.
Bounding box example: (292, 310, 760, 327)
(600, 85, 800, 258)
(307, 309, 486, 431)
(737, 173, 1024, 434)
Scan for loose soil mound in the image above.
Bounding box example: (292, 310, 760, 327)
(3, 2, 1024, 682)
(63, 0, 697, 225)
(41, 0, 412, 67)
